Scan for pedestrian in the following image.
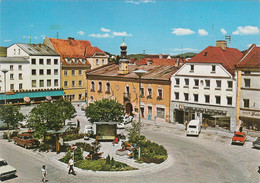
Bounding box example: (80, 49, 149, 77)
(77, 119, 80, 128)
(41, 165, 47, 183)
(67, 157, 76, 175)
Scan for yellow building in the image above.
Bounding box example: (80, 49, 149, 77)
(43, 37, 108, 101)
(86, 41, 179, 122)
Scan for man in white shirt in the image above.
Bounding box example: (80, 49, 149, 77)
(67, 157, 76, 175)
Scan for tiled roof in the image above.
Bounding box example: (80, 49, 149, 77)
(236, 44, 260, 68)
(16, 43, 59, 56)
(86, 63, 179, 81)
(0, 57, 29, 63)
(188, 46, 243, 75)
(135, 58, 184, 66)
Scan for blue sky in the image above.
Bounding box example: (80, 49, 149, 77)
(1, 0, 260, 55)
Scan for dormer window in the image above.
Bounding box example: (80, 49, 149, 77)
(14, 49, 16, 55)
(67, 58, 71, 64)
(74, 58, 78, 64)
(82, 59, 86, 64)
(190, 65, 194, 72)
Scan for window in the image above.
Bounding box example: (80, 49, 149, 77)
(39, 59, 44, 65)
(205, 95, 210, 103)
(175, 92, 179, 100)
(19, 73, 22, 80)
(47, 80, 51, 87)
(18, 65, 22, 70)
(243, 99, 249, 108)
(66, 59, 71, 64)
(227, 81, 233, 89)
(216, 80, 221, 88)
(244, 79, 250, 87)
(74, 59, 78, 64)
(40, 80, 44, 87)
(10, 84, 14, 90)
(96, 59, 99, 65)
(140, 88, 144, 97)
(79, 94, 82, 100)
(194, 79, 199, 87)
(82, 59, 86, 64)
(212, 65, 216, 72)
(184, 93, 189, 101)
(190, 65, 194, 72)
(10, 74, 14, 80)
(91, 81, 95, 91)
(78, 80, 82, 86)
(18, 49, 20, 55)
(64, 70, 68, 76)
(54, 69, 58, 75)
(102, 59, 105, 65)
(184, 79, 189, 86)
(158, 89, 162, 97)
(106, 83, 111, 93)
(194, 94, 198, 102)
(90, 96, 94, 101)
(72, 80, 75, 87)
(54, 59, 58, 65)
(47, 69, 51, 75)
(32, 59, 36, 64)
(78, 70, 82, 75)
(32, 80, 36, 87)
(14, 49, 16, 55)
(64, 81, 68, 87)
(47, 59, 51, 65)
(54, 79, 58, 86)
(19, 83, 22, 90)
(98, 82, 102, 92)
(175, 78, 180, 86)
(10, 65, 14, 71)
(205, 80, 210, 87)
(39, 69, 44, 75)
(216, 96, 221, 104)
(148, 88, 152, 96)
(72, 70, 75, 76)
(227, 97, 232, 105)
(156, 108, 165, 119)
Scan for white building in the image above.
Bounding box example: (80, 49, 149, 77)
(7, 43, 61, 90)
(236, 44, 260, 130)
(170, 41, 243, 132)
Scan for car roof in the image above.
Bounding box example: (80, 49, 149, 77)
(234, 131, 245, 135)
(0, 158, 5, 161)
(188, 120, 200, 125)
(18, 133, 32, 137)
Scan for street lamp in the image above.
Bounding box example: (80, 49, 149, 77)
(133, 69, 147, 135)
(1, 69, 8, 105)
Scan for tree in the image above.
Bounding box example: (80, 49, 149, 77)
(85, 98, 125, 123)
(28, 99, 76, 138)
(0, 104, 24, 141)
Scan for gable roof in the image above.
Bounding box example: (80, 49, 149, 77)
(188, 46, 243, 75)
(16, 43, 59, 56)
(236, 44, 260, 68)
(135, 58, 185, 66)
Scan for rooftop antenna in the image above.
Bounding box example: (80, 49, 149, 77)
(57, 32, 59, 39)
(225, 35, 231, 47)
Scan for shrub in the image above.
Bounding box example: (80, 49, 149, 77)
(75, 142, 92, 152)
(106, 155, 110, 165)
(63, 133, 85, 141)
(59, 147, 83, 163)
(111, 157, 115, 166)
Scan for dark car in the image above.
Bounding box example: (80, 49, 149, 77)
(252, 137, 260, 149)
(13, 133, 40, 149)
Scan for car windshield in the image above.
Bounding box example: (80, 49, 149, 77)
(188, 125, 197, 128)
(0, 160, 8, 166)
(235, 134, 244, 138)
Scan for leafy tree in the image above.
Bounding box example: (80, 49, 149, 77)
(85, 98, 124, 123)
(28, 99, 76, 138)
(0, 104, 24, 141)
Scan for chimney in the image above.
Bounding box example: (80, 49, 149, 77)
(159, 54, 163, 59)
(216, 40, 227, 50)
(68, 37, 74, 40)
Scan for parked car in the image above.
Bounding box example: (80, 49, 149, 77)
(232, 131, 246, 145)
(13, 133, 40, 149)
(186, 120, 201, 136)
(117, 123, 125, 129)
(252, 137, 260, 149)
(67, 122, 77, 129)
(122, 115, 133, 124)
(0, 158, 16, 180)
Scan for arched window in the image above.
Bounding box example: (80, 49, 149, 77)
(91, 81, 95, 91)
(98, 82, 102, 92)
(106, 83, 111, 94)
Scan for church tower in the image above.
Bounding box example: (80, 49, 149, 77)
(118, 38, 130, 75)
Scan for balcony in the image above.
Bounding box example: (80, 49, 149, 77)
(146, 95, 152, 99)
(156, 96, 163, 100)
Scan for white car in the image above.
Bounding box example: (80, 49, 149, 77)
(0, 158, 16, 180)
(117, 123, 125, 129)
(123, 115, 133, 124)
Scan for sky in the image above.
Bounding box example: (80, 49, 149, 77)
(1, 0, 260, 55)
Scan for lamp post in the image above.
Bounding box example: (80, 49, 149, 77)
(1, 69, 8, 104)
(133, 69, 147, 135)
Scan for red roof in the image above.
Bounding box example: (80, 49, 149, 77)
(236, 44, 260, 68)
(188, 46, 243, 75)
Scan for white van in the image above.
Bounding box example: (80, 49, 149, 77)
(186, 120, 201, 136)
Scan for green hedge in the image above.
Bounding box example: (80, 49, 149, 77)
(63, 133, 85, 141)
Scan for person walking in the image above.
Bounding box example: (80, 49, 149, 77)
(67, 157, 76, 175)
(41, 165, 47, 183)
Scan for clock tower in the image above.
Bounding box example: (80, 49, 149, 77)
(118, 38, 130, 75)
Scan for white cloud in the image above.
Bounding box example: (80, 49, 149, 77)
(232, 26, 260, 35)
(198, 29, 208, 36)
(89, 33, 111, 38)
(126, 0, 155, 4)
(101, 28, 111, 32)
(77, 31, 85, 36)
(171, 28, 195, 36)
(112, 31, 132, 37)
(220, 28, 227, 35)
(4, 40, 11, 42)
(41, 35, 46, 39)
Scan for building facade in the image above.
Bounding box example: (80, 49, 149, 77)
(170, 41, 243, 132)
(236, 44, 260, 130)
(43, 37, 108, 101)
